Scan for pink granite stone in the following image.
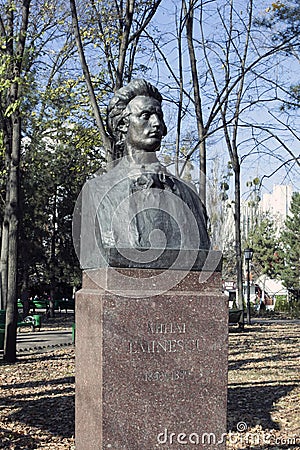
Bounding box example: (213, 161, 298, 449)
(82, 266, 222, 294)
(76, 267, 228, 449)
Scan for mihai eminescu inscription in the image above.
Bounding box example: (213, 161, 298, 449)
(128, 321, 199, 383)
(128, 321, 200, 354)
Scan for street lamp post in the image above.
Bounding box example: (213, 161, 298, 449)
(244, 248, 254, 325)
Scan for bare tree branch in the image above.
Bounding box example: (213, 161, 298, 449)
(69, 0, 112, 156)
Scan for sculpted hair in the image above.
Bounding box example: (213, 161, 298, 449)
(107, 79, 166, 158)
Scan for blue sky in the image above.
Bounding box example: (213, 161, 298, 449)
(148, 0, 300, 197)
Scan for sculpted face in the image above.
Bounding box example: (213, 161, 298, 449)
(121, 96, 166, 153)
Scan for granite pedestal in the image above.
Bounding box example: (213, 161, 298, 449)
(76, 265, 228, 449)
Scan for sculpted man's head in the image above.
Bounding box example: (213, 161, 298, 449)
(107, 79, 167, 159)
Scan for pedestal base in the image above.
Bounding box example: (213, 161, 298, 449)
(76, 268, 228, 449)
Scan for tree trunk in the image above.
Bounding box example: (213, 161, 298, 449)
(0, 125, 12, 310)
(4, 212, 18, 362)
(233, 164, 243, 308)
(49, 190, 57, 319)
(4, 114, 21, 363)
(69, 0, 112, 159)
(0, 0, 31, 362)
(0, 201, 9, 310)
(49, 287, 55, 319)
(183, 0, 206, 204)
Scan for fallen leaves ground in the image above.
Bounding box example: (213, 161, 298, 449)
(0, 321, 299, 449)
(0, 348, 75, 449)
(227, 322, 300, 449)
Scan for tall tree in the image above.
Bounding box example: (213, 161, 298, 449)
(0, 0, 81, 360)
(0, 0, 31, 362)
(275, 192, 300, 300)
(247, 215, 279, 278)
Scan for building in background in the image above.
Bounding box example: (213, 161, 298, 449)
(239, 184, 294, 242)
(260, 184, 293, 233)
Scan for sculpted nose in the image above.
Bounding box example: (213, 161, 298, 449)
(151, 114, 161, 128)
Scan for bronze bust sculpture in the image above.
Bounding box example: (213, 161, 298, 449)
(74, 79, 210, 269)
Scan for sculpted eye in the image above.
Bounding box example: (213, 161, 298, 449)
(141, 112, 150, 119)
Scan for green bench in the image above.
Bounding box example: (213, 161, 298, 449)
(32, 298, 75, 313)
(18, 297, 75, 314)
(32, 298, 49, 311)
(229, 309, 244, 330)
(18, 298, 47, 313)
(0, 310, 41, 333)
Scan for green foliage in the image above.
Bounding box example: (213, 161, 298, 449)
(19, 129, 103, 295)
(247, 215, 279, 278)
(275, 294, 300, 318)
(20, 92, 104, 294)
(275, 192, 300, 297)
(274, 295, 289, 312)
(0, 0, 107, 299)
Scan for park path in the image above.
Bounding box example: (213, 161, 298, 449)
(16, 329, 73, 354)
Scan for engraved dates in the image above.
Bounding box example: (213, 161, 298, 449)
(144, 369, 192, 382)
